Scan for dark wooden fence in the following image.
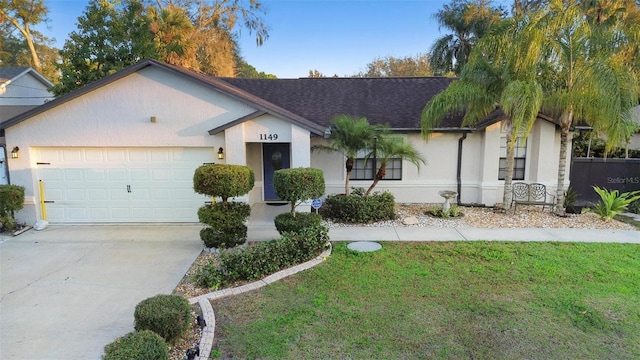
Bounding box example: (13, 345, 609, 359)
(569, 158, 640, 205)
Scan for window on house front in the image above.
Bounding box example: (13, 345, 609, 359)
(498, 136, 527, 180)
(350, 150, 403, 181)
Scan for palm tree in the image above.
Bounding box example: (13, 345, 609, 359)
(429, 0, 504, 76)
(423, 18, 543, 210)
(365, 133, 426, 196)
(311, 115, 378, 196)
(514, 0, 640, 213)
(148, 5, 198, 69)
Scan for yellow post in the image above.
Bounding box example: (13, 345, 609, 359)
(39, 180, 47, 220)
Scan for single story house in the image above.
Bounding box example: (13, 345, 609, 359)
(0, 59, 568, 224)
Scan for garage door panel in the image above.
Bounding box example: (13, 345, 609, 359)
(87, 189, 108, 201)
(108, 169, 127, 181)
(63, 170, 83, 183)
(41, 168, 62, 181)
(61, 149, 83, 162)
(86, 169, 107, 181)
(106, 149, 126, 162)
(66, 189, 86, 201)
(88, 207, 109, 219)
(67, 207, 88, 220)
(109, 189, 128, 201)
(37, 147, 214, 223)
(128, 149, 149, 162)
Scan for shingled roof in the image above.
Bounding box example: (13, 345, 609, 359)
(1, 59, 508, 133)
(219, 77, 477, 131)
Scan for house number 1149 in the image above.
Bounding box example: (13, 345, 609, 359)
(259, 134, 279, 141)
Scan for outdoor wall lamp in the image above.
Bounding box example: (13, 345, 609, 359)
(11, 146, 19, 159)
(217, 147, 224, 159)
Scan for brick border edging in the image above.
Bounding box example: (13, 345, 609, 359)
(188, 244, 332, 360)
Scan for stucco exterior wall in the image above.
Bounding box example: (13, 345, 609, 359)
(7, 67, 253, 222)
(311, 119, 565, 206)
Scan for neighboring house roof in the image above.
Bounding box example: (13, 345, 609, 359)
(0, 59, 512, 133)
(0, 105, 39, 123)
(0, 66, 54, 91)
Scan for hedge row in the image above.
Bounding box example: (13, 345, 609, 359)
(193, 225, 329, 288)
(321, 188, 395, 223)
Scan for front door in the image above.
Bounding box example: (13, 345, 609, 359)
(263, 143, 290, 201)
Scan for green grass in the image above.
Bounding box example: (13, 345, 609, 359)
(211, 242, 640, 359)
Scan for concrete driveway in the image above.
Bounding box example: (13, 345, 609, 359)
(0, 225, 203, 360)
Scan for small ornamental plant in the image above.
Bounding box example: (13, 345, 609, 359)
(273, 167, 325, 234)
(273, 167, 325, 214)
(133, 294, 192, 344)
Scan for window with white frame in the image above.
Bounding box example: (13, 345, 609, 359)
(499, 136, 527, 180)
(350, 149, 403, 181)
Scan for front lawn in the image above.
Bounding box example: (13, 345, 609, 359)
(212, 241, 640, 359)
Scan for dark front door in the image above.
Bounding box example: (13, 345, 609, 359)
(263, 143, 290, 201)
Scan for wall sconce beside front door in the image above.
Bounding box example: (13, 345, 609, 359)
(217, 147, 224, 159)
(11, 147, 19, 159)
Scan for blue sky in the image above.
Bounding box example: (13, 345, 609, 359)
(38, 0, 509, 78)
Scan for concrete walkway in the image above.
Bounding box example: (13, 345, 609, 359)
(327, 226, 640, 243)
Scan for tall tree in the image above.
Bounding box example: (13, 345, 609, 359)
(0, 23, 59, 81)
(236, 57, 276, 78)
(148, 4, 198, 69)
(156, 0, 269, 76)
(503, 0, 639, 213)
(53, 0, 269, 95)
(311, 115, 379, 196)
(308, 69, 325, 78)
(52, 0, 158, 95)
(353, 54, 432, 77)
(0, 0, 48, 73)
(422, 17, 544, 210)
(429, 0, 505, 76)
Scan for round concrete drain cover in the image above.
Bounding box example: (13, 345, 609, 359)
(347, 241, 382, 252)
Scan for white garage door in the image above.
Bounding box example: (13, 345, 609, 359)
(36, 147, 214, 223)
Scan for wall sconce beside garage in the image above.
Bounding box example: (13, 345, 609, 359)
(217, 147, 224, 159)
(150, 116, 157, 123)
(11, 147, 19, 159)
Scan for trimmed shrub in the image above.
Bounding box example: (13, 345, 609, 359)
(193, 165, 254, 248)
(200, 226, 247, 249)
(274, 167, 325, 213)
(219, 225, 329, 282)
(0, 185, 24, 230)
(274, 212, 322, 234)
(197, 202, 251, 224)
(134, 295, 192, 344)
(322, 188, 395, 223)
(193, 164, 255, 202)
(191, 259, 225, 289)
(197, 202, 250, 248)
(102, 330, 168, 360)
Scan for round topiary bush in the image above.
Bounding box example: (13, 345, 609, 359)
(133, 295, 192, 344)
(198, 202, 251, 248)
(274, 212, 323, 234)
(199, 225, 247, 248)
(103, 330, 168, 360)
(193, 164, 255, 202)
